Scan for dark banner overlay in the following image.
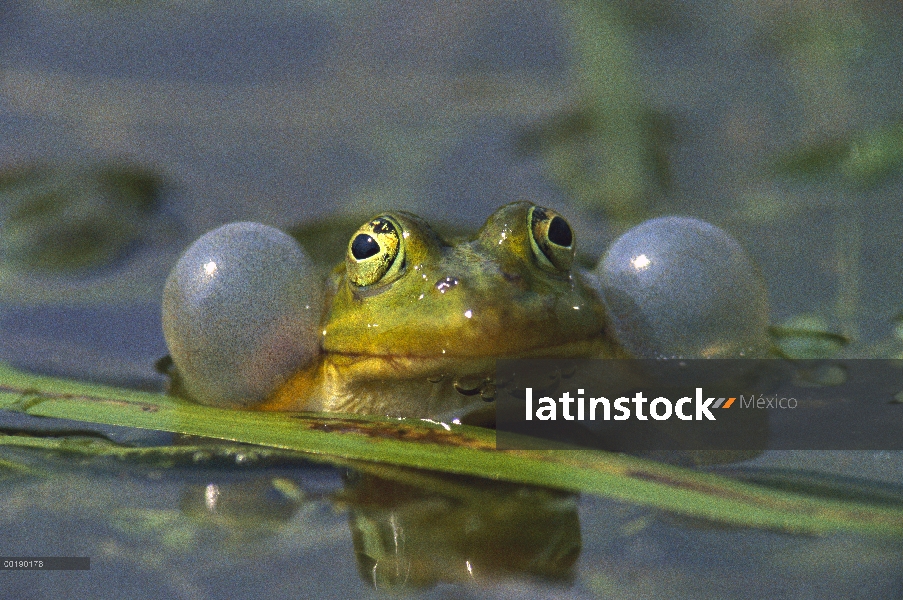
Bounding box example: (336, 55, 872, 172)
(495, 359, 903, 451)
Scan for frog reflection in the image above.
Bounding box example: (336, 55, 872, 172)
(161, 202, 769, 418)
(342, 470, 580, 589)
(178, 477, 307, 547)
(177, 466, 580, 590)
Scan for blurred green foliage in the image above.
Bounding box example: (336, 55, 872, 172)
(517, 106, 673, 224)
(0, 163, 162, 272)
(775, 122, 903, 187)
(519, 0, 665, 227)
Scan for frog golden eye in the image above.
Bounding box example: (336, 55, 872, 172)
(346, 216, 404, 286)
(528, 205, 574, 272)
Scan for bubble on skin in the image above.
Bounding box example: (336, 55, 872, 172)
(162, 222, 322, 407)
(435, 276, 458, 293)
(596, 217, 770, 359)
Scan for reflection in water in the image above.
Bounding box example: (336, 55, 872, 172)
(342, 470, 581, 590)
(180, 477, 306, 545)
(178, 467, 581, 591)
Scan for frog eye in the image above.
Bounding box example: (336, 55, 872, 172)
(346, 216, 404, 287)
(528, 206, 574, 272)
(596, 217, 769, 359)
(162, 222, 322, 407)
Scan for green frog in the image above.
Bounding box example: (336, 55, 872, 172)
(258, 202, 624, 418)
(162, 201, 768, 420)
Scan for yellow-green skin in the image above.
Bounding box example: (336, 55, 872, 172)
(261, 202, 624, 418)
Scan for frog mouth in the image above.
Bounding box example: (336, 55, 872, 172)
(322, 336, 617, 384)
(325, 335, 614, 361)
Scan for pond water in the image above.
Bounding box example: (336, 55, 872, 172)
(2, 1, 903, 597)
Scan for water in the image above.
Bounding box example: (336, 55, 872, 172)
(2, 1, 903, 597)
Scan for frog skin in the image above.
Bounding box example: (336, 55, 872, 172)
(257, 202, 626, 418)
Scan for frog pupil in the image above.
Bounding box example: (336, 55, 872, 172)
(548, 216, 572, 247)
(351, 234, 380, 260)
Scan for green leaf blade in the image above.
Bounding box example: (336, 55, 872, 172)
(2, 363, 903, 536)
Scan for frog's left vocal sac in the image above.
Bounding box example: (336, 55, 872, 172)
(161, 202, 769, 419)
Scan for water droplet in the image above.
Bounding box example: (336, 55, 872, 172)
(435, 277, 459, 293)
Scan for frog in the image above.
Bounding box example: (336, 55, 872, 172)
(258, 201, 625, 418)
(161, 201, 769, 420)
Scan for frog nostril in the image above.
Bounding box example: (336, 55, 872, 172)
(351, 234, 380, 260)
(548, 216, 573, 247)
